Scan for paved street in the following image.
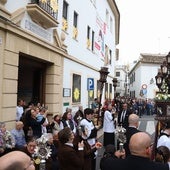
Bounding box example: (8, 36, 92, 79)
(95, 115, 157, 170)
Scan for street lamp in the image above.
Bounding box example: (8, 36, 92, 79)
(155, 51, 170, 121)
(155, 52, 170, 94)
(153, 52, 170, 160)
(112, 77, 118, 99)
(97, 67, 109, 126)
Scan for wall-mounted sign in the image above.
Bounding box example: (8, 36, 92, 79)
(63, 88, 71, 97)
(87, 78, 94, 90)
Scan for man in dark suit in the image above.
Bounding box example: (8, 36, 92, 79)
(102, 132, 169, 170)
(118, 103, 131, 129)
(124, 113, 141, 157)
(58, 127, 84, 170)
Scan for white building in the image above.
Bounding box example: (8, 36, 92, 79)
(115, 65, 129, 97)
(0, 0, 120, 126)
(58, 0, 120, 113)
(128, 53, 165, 99)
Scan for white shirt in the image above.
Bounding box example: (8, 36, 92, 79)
(16, 106, 24, 121)
(103, 110, 115, 133)
(80, 119, 96, 146)
(157, 133, 170, 150)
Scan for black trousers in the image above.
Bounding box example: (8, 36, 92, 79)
(103, 132, 115, 147)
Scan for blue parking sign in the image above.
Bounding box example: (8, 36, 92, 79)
(87, 78, 94, 90)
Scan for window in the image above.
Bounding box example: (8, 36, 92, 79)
(106, 9, 109, 27)
(72, 74, 81, 103)
(73, 11, 78, 38)
(117, 81, 120, 87)
(91, 30, 95, 51)
(87, 26, 91, 48)
(109, 83, 112, 99)
(62, 1, 68, 19)
(87, 26, 90, 39)
(116, 72, 120, 77)
(62, 1, 69, 31)
(105, 83, 108, 99)
(73, 11, 78, 27)
(110, 17, 113, 33)
(109, 49, 112, 64)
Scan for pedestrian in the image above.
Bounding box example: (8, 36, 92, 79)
(0, 122, 15, 156)
(118, 103, 131, 129)
(73, 123, 102, 170)
(28, 108, 46, 138)
(100, 144, 125, 170)
(51, 114, 64, 134)
(103, 104, 115, 147)
(73, 105, 84, 126)
(11, 121, 26, 149)
(157, 121, 170, 149)
(62, 110, 76, 134)
(124, 113, 141, 157)
(155, 145, 170, 164)
(16, 98, 24, 121)
(58, 127, 84, 170)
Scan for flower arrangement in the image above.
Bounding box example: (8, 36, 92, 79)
(155, 93, 170, 101)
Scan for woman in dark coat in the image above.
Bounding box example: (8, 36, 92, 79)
(28, 108, 45, 138)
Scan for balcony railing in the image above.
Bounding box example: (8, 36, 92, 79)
(31, 0, 58, 20)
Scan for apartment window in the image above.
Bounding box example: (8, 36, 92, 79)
(116, 71, 120, 77)
(87, 26, 91, 48)
(109, 49, 112, 64)
(72, 74, 81, 103)
(110, 17, 113, 33)
(87, 26, 90, 39)
(73, 11, 78, 39)
(73, 11, 78, 27)
(109, 83, 112, 99)
(106, 9, 109, 27)
(92, 30, 95, 51)
(62, 1, 68, 19)
(117, 81, 120, 87)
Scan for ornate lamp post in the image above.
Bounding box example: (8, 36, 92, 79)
(155, 52, 170, 121)
(112, 77, 118, 99)
(97, 67, 109, 126)
(152, 52, 170, 159)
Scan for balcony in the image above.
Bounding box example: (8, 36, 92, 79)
(26, 0, 59, 29)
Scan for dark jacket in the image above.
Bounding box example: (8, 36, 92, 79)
(118, 109, 131, 129)
(124, 127, 140, 157)
(73, 135, 96, 170)
(29, 117, 45, 138)
(58, 143, 84, 170)
(102, 155, 169, 170)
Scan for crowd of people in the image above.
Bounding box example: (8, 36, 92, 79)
(0, 99, 102, 170)
(0, 97, 170, 170)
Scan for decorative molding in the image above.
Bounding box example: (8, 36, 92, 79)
(11, 8, 25, 26)
(62, 18, 68, 31)
(73, 26, 78, 39)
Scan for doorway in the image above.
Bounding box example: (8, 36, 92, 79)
(18, 53, 47, 105)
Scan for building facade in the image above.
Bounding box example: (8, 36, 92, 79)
(128, 53, 165, 99)
(0, 0, 119, 128)
(115, 64, 129, 97)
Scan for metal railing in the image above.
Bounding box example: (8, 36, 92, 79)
(30, 0, 58, 20)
